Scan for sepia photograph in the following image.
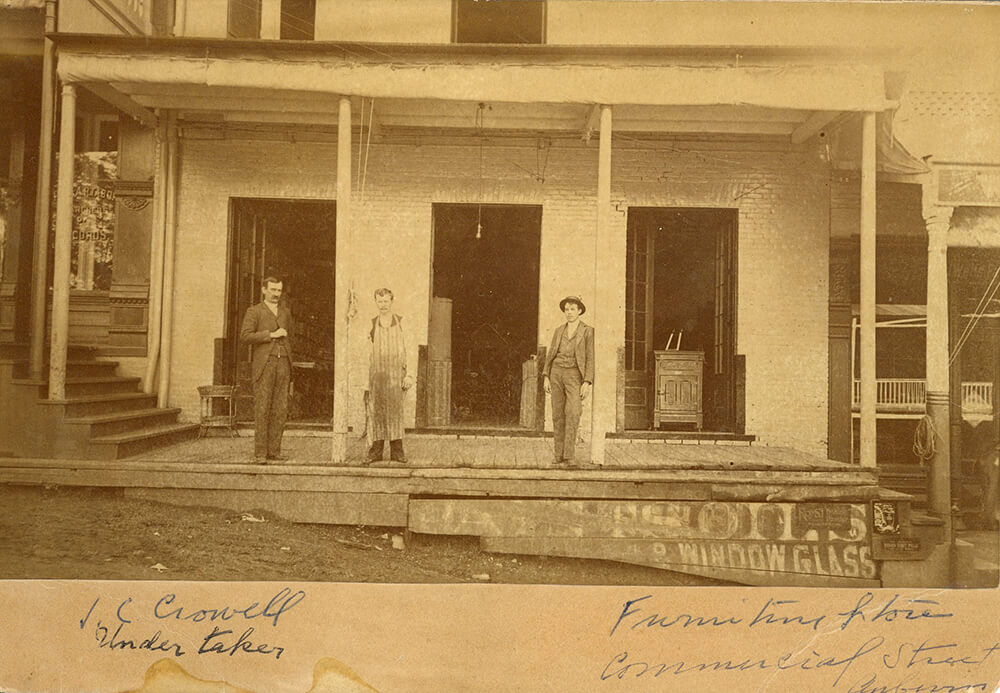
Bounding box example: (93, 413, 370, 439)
(0, 0, 998, 691)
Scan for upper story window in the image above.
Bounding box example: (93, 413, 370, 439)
(228, 0, 262, 38)
(281, 0, 316, 39)
(228, 0, 315, 39)
(453, 0, 546, 44)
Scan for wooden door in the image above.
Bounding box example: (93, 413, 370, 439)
(712, 216, 738, 430)
(227, 201, 266, 421)
(624, 223, 654, 429)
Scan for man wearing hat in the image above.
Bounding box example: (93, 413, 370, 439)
(543, 295, 595, 465)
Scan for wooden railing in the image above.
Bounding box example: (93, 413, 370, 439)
(852, 379, 994, 420)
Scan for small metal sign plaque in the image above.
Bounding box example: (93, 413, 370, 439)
(872, 534, 925, 561)
(872, 500, 900, 535)
(881, 537, 921, 552)
(792, 504, 852, 533)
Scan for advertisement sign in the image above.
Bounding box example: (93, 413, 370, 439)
(51, 151, 118, 291)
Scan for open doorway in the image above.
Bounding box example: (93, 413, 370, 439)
(430, 203, 542, 427)
(225, 198, 336, 424)
(624, 207, 739, 432)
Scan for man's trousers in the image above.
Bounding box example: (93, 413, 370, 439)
(550, 365, 583, 462)
(253, 354, 290, 458)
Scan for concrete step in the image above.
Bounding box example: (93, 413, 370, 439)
(972, 558, 999, 588)
(49, 392, 160, 417)
(65, 407, 184, 437)
(910, 511, 947, 545)
(88, 423, 201, 459)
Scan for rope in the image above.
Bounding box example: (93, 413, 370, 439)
(912, 415, 937, 466)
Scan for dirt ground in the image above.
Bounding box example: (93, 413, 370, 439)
(0, 483, 731, 585)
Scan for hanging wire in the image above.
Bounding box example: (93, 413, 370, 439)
(361, 98, 375, 201)
(356, 97, 365, 195)
(949, 264, 1000, 365)
(476, 102, 485, 240)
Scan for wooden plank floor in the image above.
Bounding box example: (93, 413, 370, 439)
(131, 433, 855, 472)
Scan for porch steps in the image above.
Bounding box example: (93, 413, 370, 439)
(52, 392, 160, 417)
(972, 558, 1000, 588)
(64, 407, 185, 437)
(88, 422, 201, 460)
(12, 375, 143, 397)
(59, 359, 120, 377)
(0, 342, 92, 358)
(877, 463, 929, 509)
(1, 348, 198, 460)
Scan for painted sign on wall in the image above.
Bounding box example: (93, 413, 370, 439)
(937, 165, 1000, 206)
(411, 498, 874, 582)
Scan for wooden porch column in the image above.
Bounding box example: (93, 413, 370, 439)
(144, 118, 168, 394)
(858, 112, 877, 468)
(922, 194, 953, 533)
(48, 83, 77, 400)
(29, 0, 57, 378)
(157, 112, 179, 407)
(331, 96, 351, 463)
(590, 104, 613, 465)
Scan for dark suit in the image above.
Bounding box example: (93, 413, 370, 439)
(240, 301, 294, 459)
(544, 321, 594, 462)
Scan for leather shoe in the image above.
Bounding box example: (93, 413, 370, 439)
(253, 456, 267, 465)
(390, 454, 408, 463)
(267, 454, 289, 461)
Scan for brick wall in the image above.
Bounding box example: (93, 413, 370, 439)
(610, 139, 831, 454)
(172, 131, 831, 455)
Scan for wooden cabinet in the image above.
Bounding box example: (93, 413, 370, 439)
(654, 350, 704, 430)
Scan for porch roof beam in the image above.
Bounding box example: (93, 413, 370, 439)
(82, 81, 156, 128)
(790, 109, 840, 143)
(58, 53, 895, 112)
(208, 111, 342, 126)
(174, 112, 802, 135)
(132, 94, 347, 113)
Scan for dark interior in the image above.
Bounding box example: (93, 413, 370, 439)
(228, 198, 336, 423)
(432, 203, 542, 425)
